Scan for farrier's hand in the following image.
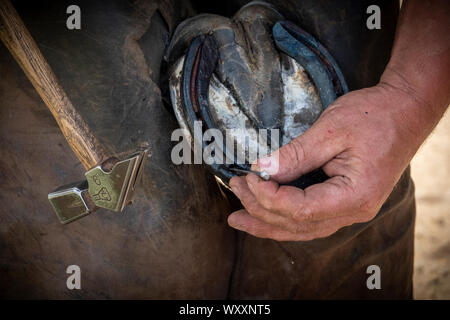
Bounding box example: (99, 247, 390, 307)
(227, 83, 427, 241)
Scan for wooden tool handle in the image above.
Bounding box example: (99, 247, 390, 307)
(0, 0, 107, 170)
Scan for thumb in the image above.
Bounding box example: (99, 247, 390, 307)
(252, 118, 344, 183)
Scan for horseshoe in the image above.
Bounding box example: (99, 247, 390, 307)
(178, 21, 349, 189)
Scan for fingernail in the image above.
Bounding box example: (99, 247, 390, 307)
(257, 154, 279, 175)
(246, 173, 260, 187)
(228, 214, 239, 228)
(250, 162, 260, 172)
(229, 179, 241, 195)
(230, 185, 240, 196)
(258, 156, 272, 168)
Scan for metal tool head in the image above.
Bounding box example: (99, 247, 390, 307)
(85, 149, 149, 211)
(48, 180, 96, 224)
(48, 148, 149, 223)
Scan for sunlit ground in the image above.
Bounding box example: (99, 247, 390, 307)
(411, 108, 450, 299)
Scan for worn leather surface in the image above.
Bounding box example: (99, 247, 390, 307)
(0, 0, 234, 299)
(0, 0, 414, 299)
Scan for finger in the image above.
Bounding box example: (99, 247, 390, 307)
(228, 209, 346, 241)
(228, 209, 306, 241)
(231, 175, 360, 234)
(251, 115, 345, 183)
(245, 173, 358, 222)
(229, 176, 299, 233)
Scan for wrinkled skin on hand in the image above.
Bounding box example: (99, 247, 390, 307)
(228, 83, 425, 241)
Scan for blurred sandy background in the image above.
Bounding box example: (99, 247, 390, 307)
(412, 109, 450, 299)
